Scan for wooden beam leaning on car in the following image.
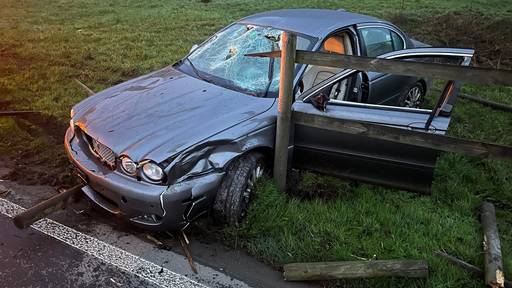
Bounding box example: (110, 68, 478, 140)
(293, 111, 512, 162)
(246, 50, 512, 86)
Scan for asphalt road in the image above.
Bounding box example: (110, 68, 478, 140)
(0, 214, 160, 288)
(0, 159, 316, 288)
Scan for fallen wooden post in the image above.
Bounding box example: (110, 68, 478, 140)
(283, 260, 428, 281)
(435, 251, 511, 288)
(12, 184, 84, 229)
(481, 202, 506, 288)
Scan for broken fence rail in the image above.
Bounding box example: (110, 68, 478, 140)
(246, 50, 512, 86)
(293, 111, 512, 162)
(0, 110, 40, 117)
(13, 184, 84, 229)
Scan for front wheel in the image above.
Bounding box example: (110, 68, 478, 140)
(399, 83, 425, 108)
(213, 152, 266, 226)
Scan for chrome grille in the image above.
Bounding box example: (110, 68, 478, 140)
(90, 138, 116, 169)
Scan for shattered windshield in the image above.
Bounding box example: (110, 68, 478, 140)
(182, 24, 314, 97)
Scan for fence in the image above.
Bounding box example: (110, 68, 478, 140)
(247, 32, 512, 191)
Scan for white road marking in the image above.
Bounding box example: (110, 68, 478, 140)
(0, 198, 205, 288)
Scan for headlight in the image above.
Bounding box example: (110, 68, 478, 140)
(121, 157, 137, 175)
(142, 162, 164, 181)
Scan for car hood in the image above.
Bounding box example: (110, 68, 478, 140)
(73, 66, 275, 163)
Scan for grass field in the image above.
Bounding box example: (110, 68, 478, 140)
(1, 0, 511, 287)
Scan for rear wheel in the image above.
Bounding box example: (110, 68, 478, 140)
(213, 152, 266, 226)
(399, 82, 425, 108)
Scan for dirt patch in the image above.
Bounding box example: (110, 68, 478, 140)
(1, 109, 76, 187)
(5, 163, 74, 187)
(14, 113, 68, 143)
(389, 11, 512, 69)
(287, 169, 355, 201)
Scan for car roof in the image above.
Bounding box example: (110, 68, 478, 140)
(239, 9, 388, 39)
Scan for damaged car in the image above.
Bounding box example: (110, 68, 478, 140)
(65, 9, 474, 231)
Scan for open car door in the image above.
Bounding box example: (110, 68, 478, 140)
(291, 48, 474, 193)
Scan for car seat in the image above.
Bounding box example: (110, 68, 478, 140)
(300, 34, 352, 100)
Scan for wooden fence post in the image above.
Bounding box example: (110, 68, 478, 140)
(273, 32, 296, 191)
(481, 202, 505, 288)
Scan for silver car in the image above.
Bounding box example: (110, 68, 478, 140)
(65, 9, 473, 231)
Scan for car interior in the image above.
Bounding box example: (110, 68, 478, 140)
(299, 32, 354, 99)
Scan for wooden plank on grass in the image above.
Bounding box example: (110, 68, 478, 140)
(481, 202, 505, 288)
(283, 260, 428, 281)
(293, 111, 512, 161)
(246, 50, 512, 86)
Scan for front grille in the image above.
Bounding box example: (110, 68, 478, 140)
(90, 138, 116, 169)
(78, 128, 116, 169)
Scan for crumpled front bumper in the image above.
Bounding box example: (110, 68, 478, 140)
(64, 127, 224, 231)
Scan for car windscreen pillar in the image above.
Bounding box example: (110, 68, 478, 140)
(274, 32, 296, 191)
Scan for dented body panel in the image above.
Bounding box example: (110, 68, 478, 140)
(67, 65, 277, 231)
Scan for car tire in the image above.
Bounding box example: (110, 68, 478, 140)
(399, 82, 425, 108)
(213, 152, 266, 226)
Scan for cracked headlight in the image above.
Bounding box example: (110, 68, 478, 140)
(142, 162, 164, 181)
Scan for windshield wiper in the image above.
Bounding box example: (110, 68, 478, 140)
(182, 56, 211, 83)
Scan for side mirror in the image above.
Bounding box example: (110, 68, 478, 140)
(190, 44, 199, 53)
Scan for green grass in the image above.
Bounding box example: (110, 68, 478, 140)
(1, 0, 512, 287)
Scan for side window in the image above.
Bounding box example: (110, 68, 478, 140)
(306, 55, 467, 109)
(360, 27, 404, 57)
